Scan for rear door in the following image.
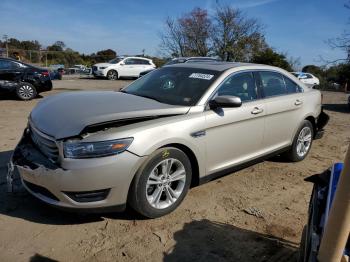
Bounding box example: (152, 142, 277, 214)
(204, 71, 266, 174)
(256, 71, 305, 152)
(134, 59, 151, 76)
(0, 59, 14, 81)
(0, 59, 23, 94)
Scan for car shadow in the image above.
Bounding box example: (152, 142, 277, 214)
(323, 103, 349, 113)
(29, 254, 59, 262)
(267, 155, 291, 163)
(0, 149, 144, 225)
(164, 219, 299, 262)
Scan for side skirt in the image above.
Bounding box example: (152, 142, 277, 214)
(199, 146, 291, 185)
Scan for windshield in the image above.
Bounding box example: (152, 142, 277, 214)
(122, 67, 219, 106)
(108, 58, 123, 64)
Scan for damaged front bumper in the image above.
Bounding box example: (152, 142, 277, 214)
(8, 128, 145, 212)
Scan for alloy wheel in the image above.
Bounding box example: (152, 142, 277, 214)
(18, 84, 35, 99)
(296, 126, 312, 157)
(145, 158, 186, 209)
(107, 71, 118, 80)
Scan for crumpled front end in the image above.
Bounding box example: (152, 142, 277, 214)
(8, 127, 145, 212)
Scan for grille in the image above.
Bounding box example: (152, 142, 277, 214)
(30, 124, 59, 162)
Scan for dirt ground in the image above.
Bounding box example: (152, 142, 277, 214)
(0, 79, 349, 262)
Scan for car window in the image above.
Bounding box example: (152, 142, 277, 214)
(0, 60, 19, 70)
(305, 73, 313, 79)
(133, 59, 143, 65)
(134, 59, 150, 65)
(123, 67, 219, 106)
(259, 71, 287, 97)
(216, 72, 258, 102)
(108, 58, 123, 64)
(124, 59, 136, 65)
(283, 76, 303, 93)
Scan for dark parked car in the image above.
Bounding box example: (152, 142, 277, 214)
(0, 58, 52, 100)
(49, 68, 64, 80)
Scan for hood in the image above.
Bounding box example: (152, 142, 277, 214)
(94, 63, 113, 67)
(30, 91, 190, 139)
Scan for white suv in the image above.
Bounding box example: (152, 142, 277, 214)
(292, 72, 320, 88)
(92, 57, 156, 80)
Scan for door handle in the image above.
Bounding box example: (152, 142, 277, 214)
(251, 107, 264, 115)
(295, 99, 303, 106)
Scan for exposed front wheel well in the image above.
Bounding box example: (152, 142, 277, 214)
(160, 143, 200, 187)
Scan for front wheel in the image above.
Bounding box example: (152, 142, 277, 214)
(129, 147, 192, 218)
(284, 120, 314, 162)
(15, 83, 37, 100)
(106, 70, 118, 80)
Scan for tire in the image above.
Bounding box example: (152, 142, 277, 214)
(129, 147, 192, 218)
(284, 120, 314, 162)
(106, 70, 118, 80)
(15, 83, 37, 101)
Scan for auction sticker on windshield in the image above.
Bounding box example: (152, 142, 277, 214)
(189, 73, 214, 80)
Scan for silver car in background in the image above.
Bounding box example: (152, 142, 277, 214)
(9, 62, 329, 218)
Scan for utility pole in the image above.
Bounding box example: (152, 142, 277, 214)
(3, 34, 8, 58)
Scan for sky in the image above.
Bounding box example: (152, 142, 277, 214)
(0, 0, 348, 67)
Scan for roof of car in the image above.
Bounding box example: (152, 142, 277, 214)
(172, 57, 219, 60)
(0, 57, 20, 61)
(165, 61, 271, 72)
(119, 56, 151, 60)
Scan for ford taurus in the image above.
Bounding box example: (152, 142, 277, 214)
(9, 62, 329, 218)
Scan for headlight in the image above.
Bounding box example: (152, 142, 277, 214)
(99, 67, 107, 69)
(63, 138, 133, 159)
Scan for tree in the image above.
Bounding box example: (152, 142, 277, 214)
(47, 41, 66, 52)
(159, 17, 186, 57)
(159, 8, 211, 57)
(159, 4, 266, 60)
(178, 8, 212, 56)
(325, 2, 350, 64)
(211, 5, 266, 61)
(251, 48, 292, 71)
(95, 49, 117, 62)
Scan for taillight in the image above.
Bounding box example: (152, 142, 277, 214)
(41, 71, 49, 77)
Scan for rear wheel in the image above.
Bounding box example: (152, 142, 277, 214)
(284, 120, 314, 162)
(107, 70, 118, 80)
(129, 147, 192, 218)
(16, 83, 37, 100)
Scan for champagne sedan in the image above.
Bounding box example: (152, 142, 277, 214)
(9, 62, 329, 218)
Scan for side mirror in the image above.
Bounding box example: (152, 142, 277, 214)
(120, 62, 125, 66)
(209, 95, 242, 109)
